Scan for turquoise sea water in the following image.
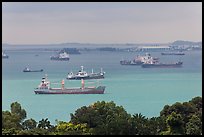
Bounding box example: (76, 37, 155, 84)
(2, 48, 202, 124)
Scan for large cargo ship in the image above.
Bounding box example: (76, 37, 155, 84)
(141, 61, 183, 68)
(67, 66, 105, 80)
(34, 75, 105, 94)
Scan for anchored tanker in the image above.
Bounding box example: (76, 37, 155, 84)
(34, 75, 105, 94)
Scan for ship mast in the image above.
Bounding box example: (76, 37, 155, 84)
(81, 66, 84, 72)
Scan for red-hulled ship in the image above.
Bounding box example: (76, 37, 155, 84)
(34, 75, 105, 94)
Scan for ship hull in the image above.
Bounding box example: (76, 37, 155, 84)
(120, 60, 143, 65)
(50, 58, 70, 61)
(23, 70, 43, 72)
(34, 86, 105, 94)
(141, 63, 182, 68)
(161, 53, 185, 55)
(67, 75, 104, 80)
(2, 56, 9, 59)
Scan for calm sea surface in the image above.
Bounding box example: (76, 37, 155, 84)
(2, 48, 202, 124)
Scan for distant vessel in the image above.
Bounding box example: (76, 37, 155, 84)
(34, 75, 105, 94)
(23, 67, 43, 72)
(2, 52, 9, 59)
(50, 51, 70, 61)
(120, 53, 159, 65)
(141, 61, 183, 68)
(67, 66, 105, 80)
(161, 52, 185, 55)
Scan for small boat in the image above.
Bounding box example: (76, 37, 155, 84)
(23, 67, 43, 72)
(34, 75, 105, 94)
(50, 51, 70, 61)
(67, 66, 105, 80)
(2, 52, 9, 59)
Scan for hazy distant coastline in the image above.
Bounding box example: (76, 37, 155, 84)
(2, 40, 202, 52)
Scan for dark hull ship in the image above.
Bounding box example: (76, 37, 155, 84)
(141, 61, 183, 68)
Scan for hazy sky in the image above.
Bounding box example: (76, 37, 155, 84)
(2, 2, 202, 44)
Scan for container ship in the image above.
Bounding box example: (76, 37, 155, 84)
(34, 75, 105, 94)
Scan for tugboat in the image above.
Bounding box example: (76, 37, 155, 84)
(2, 51, 9, 59)
(23, 67, 43, 72)
(34, 75, 105, 94)
(67, 66, 105, 80)
(120, 53, 159, 65)
(50, 51, 70, 61)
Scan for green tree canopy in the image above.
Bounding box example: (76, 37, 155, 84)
(70, 101, 132, 135)
(22, 118, 37, 130)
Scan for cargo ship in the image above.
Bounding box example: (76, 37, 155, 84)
(67, 66, 105, 80)
(120, 53, 159, 65)
(34, 75, 105, 94)
(141, 61, 183, 68)
(50, 51, 70, 61)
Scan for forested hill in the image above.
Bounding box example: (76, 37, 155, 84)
(171, 40, 202, 46)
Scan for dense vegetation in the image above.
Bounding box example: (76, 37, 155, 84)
(2, 96, 202, 135)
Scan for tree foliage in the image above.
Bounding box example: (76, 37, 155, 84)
(70, 101, 132, 135)
(22, 118, 37, 130)
(54, 121, 90, 135)
(2, 96, 202, 135)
